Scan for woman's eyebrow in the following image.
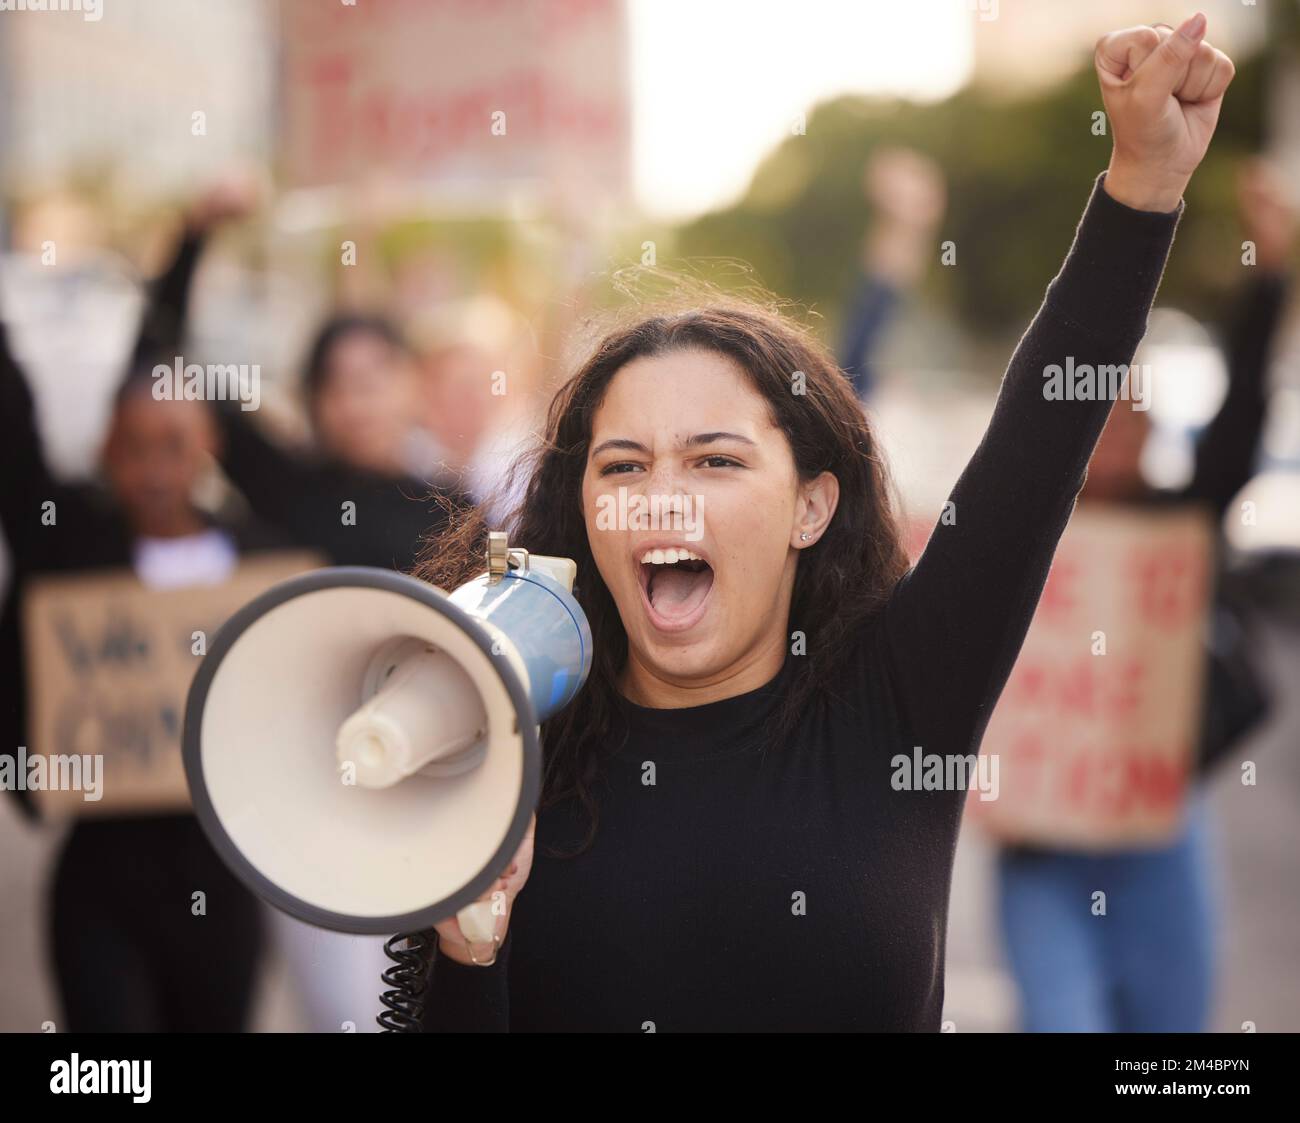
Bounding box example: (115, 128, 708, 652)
(684, 431, 756, 448)
(590, 438, 649, 457)
(590, 432, 757, 457)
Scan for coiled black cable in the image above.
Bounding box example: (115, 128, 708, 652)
(377, 929, 437, 1032)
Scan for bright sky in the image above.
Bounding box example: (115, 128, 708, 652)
(628, 0, 975, 220)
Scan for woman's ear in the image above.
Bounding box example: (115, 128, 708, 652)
(791, 471, 839, 549)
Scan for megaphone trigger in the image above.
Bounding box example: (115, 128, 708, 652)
(456, 899, 499, 945)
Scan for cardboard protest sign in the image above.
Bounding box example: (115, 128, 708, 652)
(965, 507, 1214, 850)
(19, 553, 320, 819)
(280, 0, 631, 198)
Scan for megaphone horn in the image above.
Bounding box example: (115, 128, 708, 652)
(182, 532, 593, 939)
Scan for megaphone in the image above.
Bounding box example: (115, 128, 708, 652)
(182, 533, 592, 944)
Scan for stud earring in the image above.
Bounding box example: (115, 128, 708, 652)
(800, 532, 811, 542)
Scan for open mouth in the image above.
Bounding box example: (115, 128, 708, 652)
(636, 547, 715, 633)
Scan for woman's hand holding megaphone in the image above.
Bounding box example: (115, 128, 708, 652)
(435, 812, 536, 966)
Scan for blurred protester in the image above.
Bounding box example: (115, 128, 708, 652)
(209, 307, 468, 571)
(995, 158, 1292, 1032)
(0, 183, 253, 821)
(420, 337, 496, 490)
(413, 294, 543, 526)
(838, 147, 947, 399)
(0, 195, 285, 1030)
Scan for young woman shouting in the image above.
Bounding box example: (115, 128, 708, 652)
(420, 15, 1235, 1032)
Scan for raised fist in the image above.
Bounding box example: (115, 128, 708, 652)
(1095, 13, 1235, 212)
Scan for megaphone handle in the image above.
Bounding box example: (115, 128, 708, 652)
(375, 903, 500, 1031)
(456, 899, 499, 946)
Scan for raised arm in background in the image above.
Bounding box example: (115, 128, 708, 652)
(126, 181, 353, 535)
(1185, 159, 1294, 516)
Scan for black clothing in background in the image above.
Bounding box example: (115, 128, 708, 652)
(212, 407, 463, 571)
(1179, 271, 1288, 774)
(1184, 272, 1286, 517)
(154, 226, 469, 572)
(423, 173, 1183, 1032)
(50, 815, 263, 1032)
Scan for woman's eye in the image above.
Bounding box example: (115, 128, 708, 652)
(599, 456, 740, 475)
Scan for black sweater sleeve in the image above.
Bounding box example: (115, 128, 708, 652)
(211, 398, 332, 534)
(0, 321, 53, 570)
(0, 321, 104, 574)
(881, 172, 1182, 759)
(130, 226, 207, 367)
(1183, 270, 1289, 516)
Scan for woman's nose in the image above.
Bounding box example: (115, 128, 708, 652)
(643, 459, 685, 494)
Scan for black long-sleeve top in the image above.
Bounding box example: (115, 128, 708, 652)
(422, 173, 1184, 1032)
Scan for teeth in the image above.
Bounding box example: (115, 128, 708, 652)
(640, 548, 704, 565)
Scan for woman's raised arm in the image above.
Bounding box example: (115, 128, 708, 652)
(881, 16, 1234, 757)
